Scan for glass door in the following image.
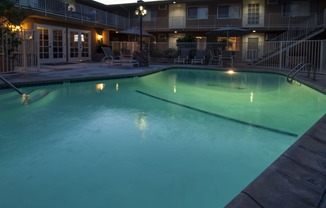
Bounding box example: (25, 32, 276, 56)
(68, 29, 91, 62)
(37, 25, 66, 64)
(247, 37, 259, 61)
(247, 4, 260, 25)
(169, 3, 186, 29)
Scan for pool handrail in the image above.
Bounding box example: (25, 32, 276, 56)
(0, 74, 25, 95)
(287, 62, 312, 83)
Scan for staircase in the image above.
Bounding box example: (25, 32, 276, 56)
(252, 12, 326, 67)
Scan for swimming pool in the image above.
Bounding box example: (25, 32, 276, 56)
(0, 68, 325, 207)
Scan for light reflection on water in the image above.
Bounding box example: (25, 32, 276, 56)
(0, 68, 325, 208)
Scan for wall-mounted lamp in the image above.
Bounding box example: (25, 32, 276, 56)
(97, 34, 103, 42)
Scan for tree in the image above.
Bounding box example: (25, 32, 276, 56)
(0, 0, 24, 56)
(0, 0, 24, 26)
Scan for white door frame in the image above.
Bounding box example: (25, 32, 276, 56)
(169, 3, 186, 29)
(68, 29, 91, 62)
(35, 24, 66, 64)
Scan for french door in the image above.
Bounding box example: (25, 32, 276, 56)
(68, 29, 91, 62)
(169, 3, 186, 29)
(247, 38, 259, 60)
(247, 4, 260, 25)
(37, 25, 66, 64)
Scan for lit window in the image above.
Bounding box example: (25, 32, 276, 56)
(217, 37, 240, 51)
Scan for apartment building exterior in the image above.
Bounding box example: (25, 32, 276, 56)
(2, 0, 326, 69)
(116, 0, 326, 61)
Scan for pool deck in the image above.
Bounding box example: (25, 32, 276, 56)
(1, 62, 326, 207)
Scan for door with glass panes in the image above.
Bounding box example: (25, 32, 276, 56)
(37, 25, 66, 64)
(68, 29, 91, 62)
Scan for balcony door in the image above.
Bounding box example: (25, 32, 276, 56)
(37, 25, 66, 64)
(68, 29, 91, 62)
(242, 0, 265, 27)
(169, 3, 186, 29)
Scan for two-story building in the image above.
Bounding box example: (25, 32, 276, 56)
(4, 0, 326, 68)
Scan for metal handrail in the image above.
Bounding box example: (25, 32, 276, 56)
(0, 75, 25, 95)
(287, 62, 311, 83)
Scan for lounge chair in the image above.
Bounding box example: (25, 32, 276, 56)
(120, 49, 132, 59)
(119, 50, 139, 67)
(219, 50, 234, 67)
(100, 47, 121, 66)
(174, 48, 190, 64)
(101, 47, 139, 67)
(191, 50, 205, 64)
(209, 50, 220, 65)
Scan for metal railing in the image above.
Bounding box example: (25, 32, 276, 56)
(244, 40, 325, 72)
(14, 0, 129, 29)
(269, 11, 326, 41)
(12, 0, 323, 32)
(1, 29, 38, 73)
(1, 38, 325, 74)
(0, 74, 25, 95)
(130, 13, 320, 31)
(287, 62, 312, 83)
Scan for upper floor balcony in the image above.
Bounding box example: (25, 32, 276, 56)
(131, 13, 320, 32)
(14, 0, 129, 30)
(12, 0, 323, 34)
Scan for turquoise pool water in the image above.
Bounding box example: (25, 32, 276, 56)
(0, 68, 325, 207)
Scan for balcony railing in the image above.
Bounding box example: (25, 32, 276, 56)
(131, 13, 320, 31)
(14, 0, 130, 30)
(12, 0, 323, 32)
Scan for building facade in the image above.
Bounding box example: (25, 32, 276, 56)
(3, 0, 326, 68)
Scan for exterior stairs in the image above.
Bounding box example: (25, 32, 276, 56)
(252, 12, 326, 66)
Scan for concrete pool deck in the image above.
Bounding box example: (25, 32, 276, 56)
(1, 62, 326, 207)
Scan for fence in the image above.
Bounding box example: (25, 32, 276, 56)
(242, 40, 326, 72)
(1, 35, 325, 74)
(0, 29, 37, 73)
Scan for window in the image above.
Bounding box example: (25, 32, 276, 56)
(217, 37, 240, 51)
(187, 6, 208, 19)
(283, 1, 310, 16)
(247, 4, 260, 25)
(217, 5, 241, 19)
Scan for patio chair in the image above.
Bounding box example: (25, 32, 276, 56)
(209, 50, 220, 65)
(119, 51, 139, 67)
(100, 47, 122, 66)
(219, 50, 234, 67)
(120, 49, 132, 59)
(101, 47, 139, 67)
(174, 48, 190, 64)
(191, 50, 205, 64)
